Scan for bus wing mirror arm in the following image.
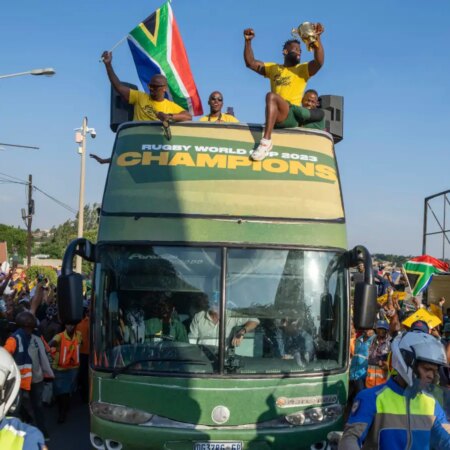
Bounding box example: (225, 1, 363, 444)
(346, 245, 378, 330)
(61, 238, 96, 276)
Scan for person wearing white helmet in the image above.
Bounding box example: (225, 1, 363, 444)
(339, 330, 450, 449)
(0, 347, 47, 449)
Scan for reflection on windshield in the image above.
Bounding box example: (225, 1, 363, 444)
(93, 246, 346, 375)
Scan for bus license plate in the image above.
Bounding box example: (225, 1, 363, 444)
(193, 442, 243, 450)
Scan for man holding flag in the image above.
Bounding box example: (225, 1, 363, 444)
(102, 51, 192, 123)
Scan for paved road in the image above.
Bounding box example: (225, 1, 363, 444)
(45, 395, 91, 450)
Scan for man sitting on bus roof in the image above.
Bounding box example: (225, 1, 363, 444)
(189, 298, 259, 348)
(243, 25, 325, 161)
(299, 89, 325, 130)
(101, 51, 192, 123)
(199, 91, 239, 123)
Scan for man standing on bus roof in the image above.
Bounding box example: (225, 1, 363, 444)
(243, 25, 325, 161)
(101, 51, 192, 123)
(199, 91, 239, 123)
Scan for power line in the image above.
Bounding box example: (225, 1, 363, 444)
(0, 172, 28, 183)
(33, 186, 77, 214)
(0, 179, 27, 186)
(0, 143, 39, 150)
(0, 173, 77, 214)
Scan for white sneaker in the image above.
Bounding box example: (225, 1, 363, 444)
(251, 138, 273, 161)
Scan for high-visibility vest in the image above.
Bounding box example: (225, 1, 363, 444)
(0, 422, 25, 450)
(365, 381, 437, 449)
(342, 378, 444, 450)
(0, 417, 46, 450)
(365, 364, 388, 388)
(57, 331, 81, 369)
(4, 331, 32, 391)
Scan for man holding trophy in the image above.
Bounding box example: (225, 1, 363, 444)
(243, 22, 325, 161)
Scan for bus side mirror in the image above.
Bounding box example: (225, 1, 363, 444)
(353, 282, 378, 329)
(57, 273, 83, 324)
(57, 238, 96, 324)
(320, 293, 334, 341)
(347, 245, 378, 330)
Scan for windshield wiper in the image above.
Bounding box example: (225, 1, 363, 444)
(111, 358, 208, 378)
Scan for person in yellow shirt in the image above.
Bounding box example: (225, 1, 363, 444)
(101, 51, 192, 123)
(199, 91, 239, 123)
(243, 25, 325, 161)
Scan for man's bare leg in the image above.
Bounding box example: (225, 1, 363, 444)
(251, 93, 290, 161)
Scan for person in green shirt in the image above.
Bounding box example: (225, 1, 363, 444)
(144, 297, 188, 343)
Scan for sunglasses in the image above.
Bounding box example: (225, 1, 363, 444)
(210, 96, 223, 102)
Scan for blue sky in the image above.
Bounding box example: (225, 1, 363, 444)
(1, 0, 449, 257)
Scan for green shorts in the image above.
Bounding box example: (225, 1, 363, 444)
(275, 104, 311, 129)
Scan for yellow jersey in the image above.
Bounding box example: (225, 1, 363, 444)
(128, 90, 184, 121)
(264, 62, 310, 106)
(199, 113, 239, 123)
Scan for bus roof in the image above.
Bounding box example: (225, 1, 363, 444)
(102, 122, 344, 223)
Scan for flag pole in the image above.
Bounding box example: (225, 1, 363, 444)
(99, 36, 128, 63)
(401, 265, 414, 293)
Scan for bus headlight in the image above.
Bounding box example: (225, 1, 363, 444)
(285, 404, 342, 426)
(91, 401, 153, 424)
(285, 411, 305, 425)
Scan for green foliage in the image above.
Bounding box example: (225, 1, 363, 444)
(26, 265, 58, 285)
(372, 253, 413, 266)
(37, 203, 99, 260)
(0, 224, 28, 259)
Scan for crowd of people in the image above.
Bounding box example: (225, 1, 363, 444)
(0, 266, 90, 447)
(342, 262, 450, 449)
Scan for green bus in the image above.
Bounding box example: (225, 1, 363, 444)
(58, 121, 377, 450)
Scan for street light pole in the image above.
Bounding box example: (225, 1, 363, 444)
(0, 68, 56, 79)
(75, 117, 88, 274)
(74, 117, 96, 274)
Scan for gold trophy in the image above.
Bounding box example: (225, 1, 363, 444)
(291, 22, 319, 51)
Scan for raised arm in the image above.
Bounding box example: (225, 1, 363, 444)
(243, 28, 266, 76)
(89, 154, 111, 165)
(307, 23, 325, 77)
(102, 51, 130, 103)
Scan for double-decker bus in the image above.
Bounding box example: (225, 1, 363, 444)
(59, 120, 377, 450)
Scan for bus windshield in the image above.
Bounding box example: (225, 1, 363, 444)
(93, 245, 347, 376)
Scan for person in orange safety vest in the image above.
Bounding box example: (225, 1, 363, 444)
(49, 324, 82, 423)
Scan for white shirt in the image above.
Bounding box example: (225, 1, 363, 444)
(188, 310, 259, 346)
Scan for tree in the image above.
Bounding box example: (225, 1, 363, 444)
(37, 203, 99, 260)
(0, 224, 28, 260)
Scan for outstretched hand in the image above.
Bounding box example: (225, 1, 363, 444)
(90, 153, 101, 163)
(243, 28, 255, 41)
(101, 51, 112, 65)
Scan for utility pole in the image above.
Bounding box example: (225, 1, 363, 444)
(74, 116, 96, 274)
(27, 174, 34, 266)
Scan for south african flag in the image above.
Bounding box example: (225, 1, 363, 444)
(127, 1, 203, 115)
(403, 255, 449, 296)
